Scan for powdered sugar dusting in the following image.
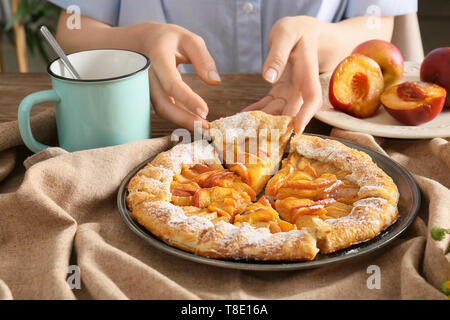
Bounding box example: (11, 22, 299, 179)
(146, 201, 214, 231)
(142, 177, 170, 194)
(152, 140, 220, 174)
(324, 180, 343, 193)
(139, 165, 173, 180)
(211, 112, 258, 141)
(307, 205, 325, 210)
(353, 197, 388, 209)
(292, 135, 398, 204)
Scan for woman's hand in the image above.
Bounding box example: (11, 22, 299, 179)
(242, 15, 394, 134)
(136, 23, 220, 131)
(137, 23, 222, 131)
(242, 16, 323, 134)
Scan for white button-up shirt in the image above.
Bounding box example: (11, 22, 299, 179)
(50, 0, 417, 73)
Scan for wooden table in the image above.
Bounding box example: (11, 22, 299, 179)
(0, 73, 331, 138)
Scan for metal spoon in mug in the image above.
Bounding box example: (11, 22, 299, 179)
(40, 25, 81, 80)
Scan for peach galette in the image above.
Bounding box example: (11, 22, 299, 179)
(127, 111, 399, 261)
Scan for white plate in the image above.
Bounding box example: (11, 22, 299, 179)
(316, 61, 450, 139)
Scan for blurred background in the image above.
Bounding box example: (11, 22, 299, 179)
(0, 0, 449, 72)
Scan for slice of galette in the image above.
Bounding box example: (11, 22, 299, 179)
(210, 111, 293, 195)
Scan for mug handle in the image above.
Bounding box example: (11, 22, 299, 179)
(18, 89, 61, 153)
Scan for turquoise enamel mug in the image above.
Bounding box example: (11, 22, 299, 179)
(18, 49, 151, 153)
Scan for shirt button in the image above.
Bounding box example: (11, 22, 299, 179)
(243, 2, 254, 14)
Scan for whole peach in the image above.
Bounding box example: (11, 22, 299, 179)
(420, 47, 450, 107)
(352, 39, 404, 89)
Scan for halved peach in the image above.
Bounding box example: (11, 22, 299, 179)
(380, 81, 447, 125)
(351, 39, 404, 89)
(329, 54, 384, 118)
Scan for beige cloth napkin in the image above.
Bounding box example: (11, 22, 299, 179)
(0, 113, 448, 300)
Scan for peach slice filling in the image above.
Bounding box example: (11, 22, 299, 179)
(234, 196, 296, 233)
(265, 153, 359, 232)
(193, 186, 251, 222)
(227, 147, 274, 195)
(170, 153, 360, 235)
(171, 164, 296, 233)
(381, 81, 446, 110)
(171, 164, 254, 223)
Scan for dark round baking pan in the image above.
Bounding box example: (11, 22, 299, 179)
(117, 134, 420, 271)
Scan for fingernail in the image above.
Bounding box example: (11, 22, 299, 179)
(196, 107, 207, 119)
(264, 68, 278, 83)
(298, 124, 306, 134)
(208, 70, 221, 82)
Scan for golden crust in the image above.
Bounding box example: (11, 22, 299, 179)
(126, 165, 173, 210)
(126, 113, 399, 261)
(133, 201, 319, 260)
(132, 201, 215, 252)
(318, 197, 398, 253)
(196, 222, 318, 261)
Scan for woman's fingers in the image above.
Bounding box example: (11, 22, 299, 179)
(294, 96, 320, 134)
(262, 18, 298, 84)
(281, 94, 303, 118)
(151, 52, 209, 118)
(149, 70, 209, 132)
(261, 98, 286, 115)
(241, 95, 272, 112)
(288, 36, 322, 133)
(182, 34, 221, 86)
